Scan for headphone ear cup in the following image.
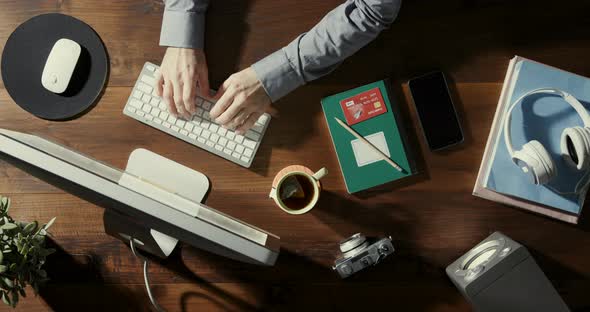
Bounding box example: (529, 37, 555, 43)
(513, 140, 556, 185)
(561, 126, 590, 170)
(513, 148, 540, 185)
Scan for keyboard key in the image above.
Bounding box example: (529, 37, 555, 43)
(243, 139, 256, 149)
(130, 99, 143, 109)
(251, 123, 265, 133)
(125, 64, 267, 168)
(141, 75, 157, 86)
(210, 133, 219, 143)
(245, 130, 261, 141)
(257, 114, 269, 125)
(138, 82, 153, 93)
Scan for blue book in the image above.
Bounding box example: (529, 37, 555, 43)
(480, 57, 590, 220)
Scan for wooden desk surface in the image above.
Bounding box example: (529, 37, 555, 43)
(1, 1, 590, 311)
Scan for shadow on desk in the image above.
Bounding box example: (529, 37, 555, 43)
(314, 190, 417, 240)
(170, 244, 464, 312)
(530, 248, 590, 311)
(40, 238, 145, 311)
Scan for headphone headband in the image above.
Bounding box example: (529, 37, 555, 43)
(503, 88, 590, 156)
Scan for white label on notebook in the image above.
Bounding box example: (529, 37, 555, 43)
(351, 131, 391, 167)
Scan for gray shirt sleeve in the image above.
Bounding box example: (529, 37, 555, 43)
(160, 0, 209, 49)
(252, 0, 402, 103)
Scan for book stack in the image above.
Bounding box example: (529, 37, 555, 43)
(474, 56, 590, 223)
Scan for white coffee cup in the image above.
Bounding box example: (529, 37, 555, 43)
(269, 165, 328, 215)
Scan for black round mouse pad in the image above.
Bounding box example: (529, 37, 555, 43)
(1, 13, 108, 120)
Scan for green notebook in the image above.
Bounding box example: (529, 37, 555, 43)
(321, 80, 416, 193)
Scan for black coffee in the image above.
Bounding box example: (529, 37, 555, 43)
(279, 174, 316, 210)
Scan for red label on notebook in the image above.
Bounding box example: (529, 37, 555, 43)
(340, 87, 387, 125)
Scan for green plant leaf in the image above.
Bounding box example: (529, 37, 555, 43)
(0, 223, 16, 230)
(1, 292, 9, 306)
(43, 217, 56, 231)
(36, 269, 47, 279)
(0, 197, 8, 211)
(0, 265, 6, 273)
(0, 250, 3, 264)
(9, 290, 17, 307)
(2, 278, 13, 289)
(23, 222, 37, 234)
(39, 248, 54, 257)
(18, 288, 25, 298)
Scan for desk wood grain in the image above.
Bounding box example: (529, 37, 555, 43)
(1, 0, 590, 311)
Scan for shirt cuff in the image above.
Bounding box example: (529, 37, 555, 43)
(159, 10, 205, 49)
(251, 49, 305, 103)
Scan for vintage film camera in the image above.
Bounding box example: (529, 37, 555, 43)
(332, 233, 394, 278)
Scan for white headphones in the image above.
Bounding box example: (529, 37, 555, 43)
(503, 88, 590, 186)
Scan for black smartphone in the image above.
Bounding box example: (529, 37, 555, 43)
(408, 71, 464, 151)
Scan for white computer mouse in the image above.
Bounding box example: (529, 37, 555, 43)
(41, 38, 81, 94)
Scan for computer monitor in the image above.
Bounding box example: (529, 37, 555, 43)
(0, 129, 280, 266)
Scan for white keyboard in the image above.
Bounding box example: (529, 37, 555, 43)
(123, 62, 271, 168)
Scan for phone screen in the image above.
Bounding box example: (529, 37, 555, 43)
(409, 72, 463, 150)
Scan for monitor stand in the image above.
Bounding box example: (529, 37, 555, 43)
(103, 148, 210, 259)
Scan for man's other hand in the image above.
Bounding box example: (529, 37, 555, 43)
(156, 47, 210, 119)
(210, 67, 277, 135)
